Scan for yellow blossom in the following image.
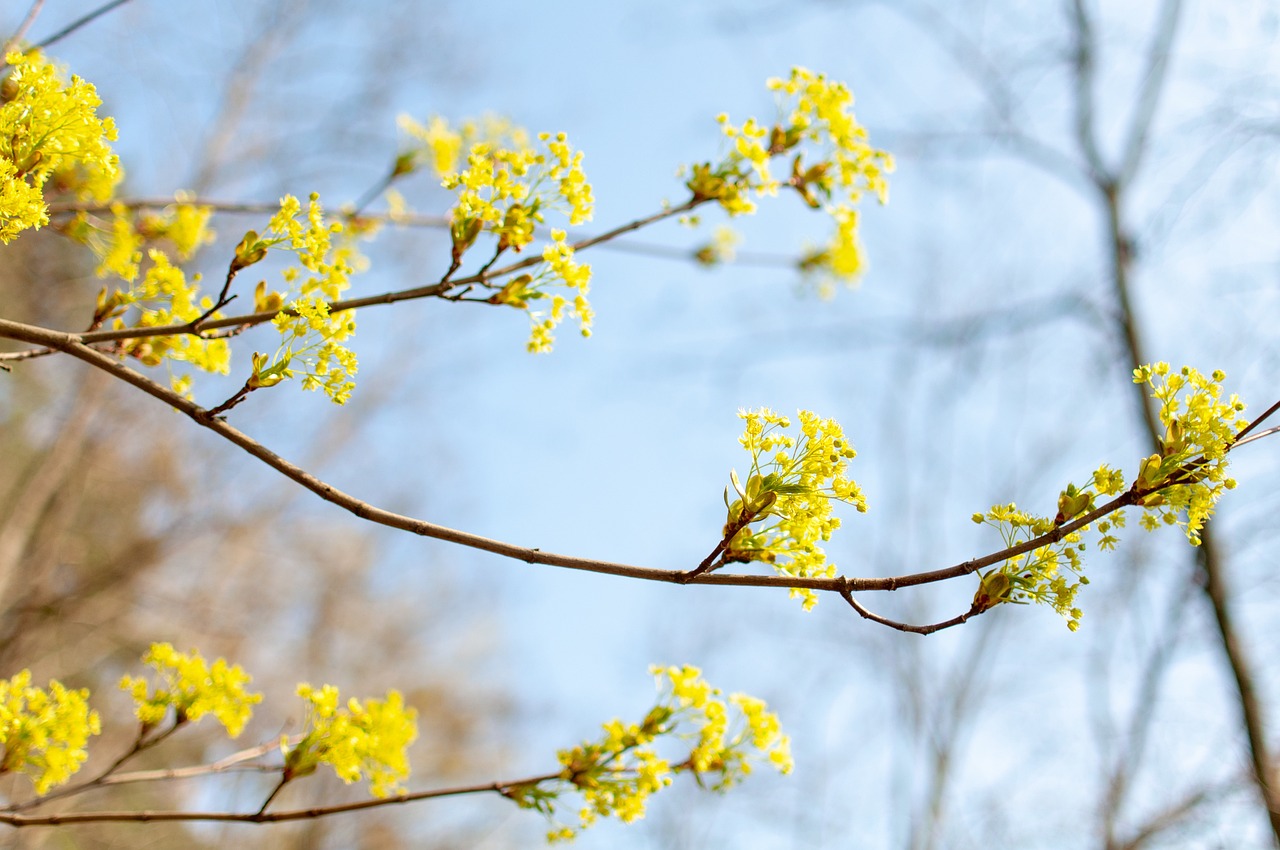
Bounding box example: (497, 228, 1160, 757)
(0, 670, 100, 795)
(0, 50, 120, 242)
(721, 408, 866, 610)
(284, 684, 418, 798)
(688, 68, 893, 292)
(521, 666, 790, 841)
(119, 643, 261, 737)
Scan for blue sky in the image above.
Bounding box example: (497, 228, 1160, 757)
(19, 0, 1280, 846)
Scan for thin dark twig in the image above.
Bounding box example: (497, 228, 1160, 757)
(12, 720, 184, 813)
(352, 171, 396, 215)
(58, 198, 707, 347)
(35, 0, 131, 49)
(840, 591, 978, 635)
(255, 779, 288, 815)
(1233, 396, 1280, 443)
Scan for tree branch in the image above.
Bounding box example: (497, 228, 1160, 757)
(34, 0, 131, 50)
(0, 771, 564, 826)
(0, 316, 1273, 627)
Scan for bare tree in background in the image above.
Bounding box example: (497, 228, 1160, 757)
(827, 1, 1280, 846)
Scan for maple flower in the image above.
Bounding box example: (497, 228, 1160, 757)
(119, 642, 262, 737)
(283, 684, 418, 798)
(722, 408, 866, 610)
(0, 671, 100, 794)
(0, 50, 121, 242)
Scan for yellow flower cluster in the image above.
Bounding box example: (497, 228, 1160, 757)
(90, 249, 232, 394)
(284, 684, 418, 798)
(261, 295, 359, 404)
(687, 67, 892, 293)
(528, 665, 790, 843)
(723, 408, 866, 610)
(971, 365, 1246, 630)
(119, 642, 262, 737)
(245, 194, 364, 404)
(503, 228, 593, 353)
(970, 501, 1096, 631)
(262, 193, 364, 300)
(399, 115, 595, 354)
(398, 113, 531, 180)
(1132, 363, 1246, 543)
(76, 194, 216, 283)
(0, 50, 121, 243)
(0, 670, 100, 795)
(442, 129, 593, 260)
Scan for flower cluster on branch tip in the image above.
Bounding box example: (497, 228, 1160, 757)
(1132, 363, 1246, 541)
(239, 193, 367, 405)
(971, 364, 1246, 631)
(119, 642, 261, 738)
(683, 66, 894, 297)
(2, 646, 791, 844)
(395, 113, 595, 353)
(708, 408, 866, 611)
(0, 671, 100, 795)
(4, 644, 414, 803)
(282, 684, 418, 798)
(0, 49, 120, 243)
(513, 664, 791, 843)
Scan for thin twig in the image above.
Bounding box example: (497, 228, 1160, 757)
(0, 771, 564, 826)
(35, 0, 131, 50)
(12, 719, 185, 812)
(840, 591, 978, 635)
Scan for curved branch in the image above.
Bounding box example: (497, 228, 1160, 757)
(3, 316, 1273, 621)
(840, 591, 979, 635)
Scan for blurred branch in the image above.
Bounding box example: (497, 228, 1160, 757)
(1099, 562, 1197, 848)
(1117, 0, 1183, 186)
(34, 0, 131, 50)
(1061, 0, 1280, 837)
(1112, 778, 1241, 850)
(2, 0, 44, 56)
(1067, 0, 1107, 182)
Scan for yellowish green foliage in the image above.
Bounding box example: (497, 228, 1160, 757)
(0, 671, 100, 795)
(972, 364, 1246, 630)
(685, 66, 893, 295)
(0, 50, 120, 243)
(283, 684, 418, 798)
(518, 665, 790, 843)
(120, 642, 262, 737)
(722, 408, 866, 610)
